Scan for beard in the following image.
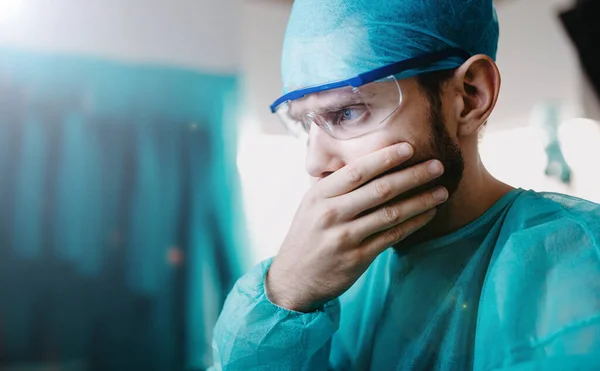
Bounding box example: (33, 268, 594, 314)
(376, 102, 465, 202)
(423, 99, 465, 197)
(386, 100, 465, 249)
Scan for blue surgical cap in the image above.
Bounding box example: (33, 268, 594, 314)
(281, 0, 499, 92)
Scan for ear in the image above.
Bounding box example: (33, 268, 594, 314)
(451, 55, 501, 137)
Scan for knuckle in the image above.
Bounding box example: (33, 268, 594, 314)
(409, 166, 426, 185)
(333, 228, 354, 247)
(386, 225, 407, 243)
(373, 180, 392, 199)
(347, 248, 368, 268)
(346, 166, 362, 184)
(418, 193, 432, 210)
(319, 205, 339, 227)
(383, 148, 395, 167)
(381, 205, 401, 224)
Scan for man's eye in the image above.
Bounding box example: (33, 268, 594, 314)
(342, 108, 360, 121)
(334, 106, 368, 125)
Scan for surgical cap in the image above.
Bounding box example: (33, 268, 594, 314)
(281, 0, 499, 92)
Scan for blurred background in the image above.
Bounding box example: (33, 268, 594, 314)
(0, 0, 599, 370)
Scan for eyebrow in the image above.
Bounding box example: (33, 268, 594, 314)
(288, 91, 362, 119)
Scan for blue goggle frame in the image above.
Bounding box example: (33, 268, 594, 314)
(270, 48, 471, 113)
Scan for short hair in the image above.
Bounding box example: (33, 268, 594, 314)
(417, 68, 488, 134)
(416, 69, 456, 105)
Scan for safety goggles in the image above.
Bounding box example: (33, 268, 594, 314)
(270, 48, 470, 140)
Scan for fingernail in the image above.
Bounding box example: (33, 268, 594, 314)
(396, 143, 413, 157)
(428, 160, 444, 176)
(433, 187, 448, 202)
(426, 208, 438, 217)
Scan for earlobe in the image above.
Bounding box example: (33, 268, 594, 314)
(453, 55, 501, 137)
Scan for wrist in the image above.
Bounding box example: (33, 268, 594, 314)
(265, 268, 317, 313)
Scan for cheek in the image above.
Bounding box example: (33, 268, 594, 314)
(333, 98, 435, 164)
(337, 122, 434, 165)
(365, 109, 435, 157)
(341, 135, 396, 161)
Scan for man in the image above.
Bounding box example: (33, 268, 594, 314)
(211, 0, 600, 369)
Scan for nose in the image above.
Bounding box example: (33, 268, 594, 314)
(305, 124, 345, 180)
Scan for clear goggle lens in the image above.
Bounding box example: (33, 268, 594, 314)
(274, 75, 402, 141)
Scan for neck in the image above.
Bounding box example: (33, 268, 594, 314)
(400, 155, 514, 248)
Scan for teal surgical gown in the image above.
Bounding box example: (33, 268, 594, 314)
(211, 189, 600, 370)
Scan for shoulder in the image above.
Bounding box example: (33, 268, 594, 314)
(480, 191, 600, 355)
(497, 191, 600, 271)
(504, 190, 600, 234)
(490, 190, 600, 301)
(492, 190, 600, 261)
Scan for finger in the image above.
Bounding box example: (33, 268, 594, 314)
(350, 187, 447, 240)
(336, 159, 444, 219)
(359, 207, 437, 258)
(317, 143, 414, 198)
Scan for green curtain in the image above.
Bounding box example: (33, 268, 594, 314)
(0, 48, 248, 371)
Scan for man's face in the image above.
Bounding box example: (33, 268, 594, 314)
(304, 77, 465, 197)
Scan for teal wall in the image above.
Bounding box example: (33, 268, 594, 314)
(0, 48, 247, 371)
